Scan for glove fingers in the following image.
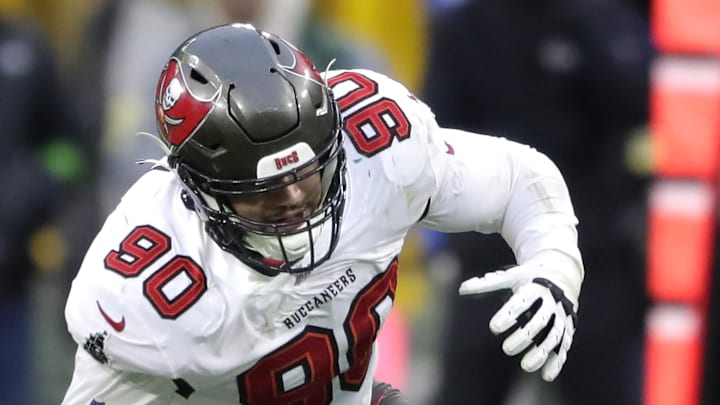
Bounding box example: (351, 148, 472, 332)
(560, 314, 575, 352)
(540, 303, 566, 351)
(521, 346, 546, 373)
(520, 303, 567, 372)
(490, 283, 544, 334)
(467, 274, 579, 382)
(541, 313, 575, 381)
(541, 351, 565, 382)
(501, 293, 556, 355)
(520, 314, 565, 373)
(458, 270, 517, 296)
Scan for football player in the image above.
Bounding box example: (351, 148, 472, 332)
(62, 23, 583, 404)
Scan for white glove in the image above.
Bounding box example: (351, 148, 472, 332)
(459, 265, 579, 382)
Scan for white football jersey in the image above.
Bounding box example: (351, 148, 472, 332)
(63, 69, 582, 404)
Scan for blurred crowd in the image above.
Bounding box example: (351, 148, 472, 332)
(0, 0, 679, 404)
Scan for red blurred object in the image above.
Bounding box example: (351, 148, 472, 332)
(644, 306, 704, 405)
(650, 58, 720, 179)
(652, 0, 720, 55)
(647, 181, 716, 303)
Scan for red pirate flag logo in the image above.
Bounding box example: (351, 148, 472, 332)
(274, 38, 323, 84)
(155, 58, 219, 148)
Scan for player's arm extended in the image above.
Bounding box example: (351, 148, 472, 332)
(420, 127, 584, 381)
(420, 127, 583, 291)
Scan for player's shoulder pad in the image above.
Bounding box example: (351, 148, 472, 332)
(325, 69, 445, 188)
(65, 168, 209, 375)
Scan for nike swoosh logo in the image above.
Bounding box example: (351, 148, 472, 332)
(96, 300, 126, 332)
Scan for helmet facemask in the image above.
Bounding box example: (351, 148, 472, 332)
(174, 125, 346, 275)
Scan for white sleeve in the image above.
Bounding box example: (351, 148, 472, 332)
(420, 128, 584, 295)
(64, 208, 178, 377)
(62, 348, 176, 405)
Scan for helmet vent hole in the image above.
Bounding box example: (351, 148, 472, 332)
(269, 39, 281, 55)
(190, 69, 209, 84)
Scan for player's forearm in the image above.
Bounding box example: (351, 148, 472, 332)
(421, 127, 583, 295)
(498, 144, 584, 300)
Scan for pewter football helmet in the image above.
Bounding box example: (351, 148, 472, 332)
(154, 24, 345, 274)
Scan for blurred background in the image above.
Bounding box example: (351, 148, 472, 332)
(1, 0, 718, 404)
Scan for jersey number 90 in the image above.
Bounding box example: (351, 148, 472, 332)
(104, 225, 398, 404)
(328, 71, 412, 157)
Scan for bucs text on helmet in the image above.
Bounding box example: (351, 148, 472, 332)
(154, 23, 346, 275)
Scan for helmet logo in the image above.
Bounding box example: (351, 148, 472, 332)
(155, 58, 218, 148)
(257, 143, 315, 178)
(277, 39, 323, 84)
(162, 78, 184, 111)
(274, 150, 300, 170)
